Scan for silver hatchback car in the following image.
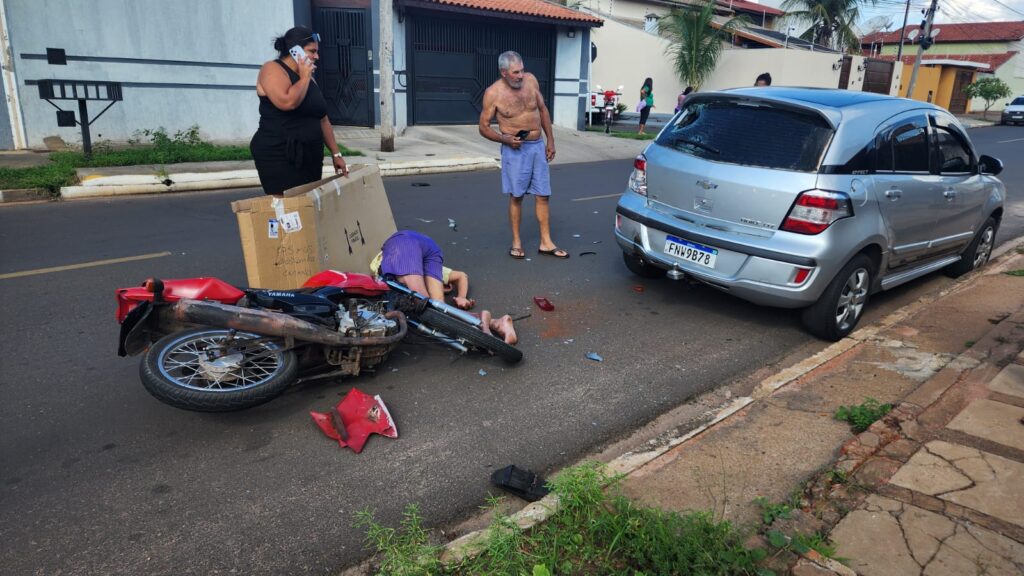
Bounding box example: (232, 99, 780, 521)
(615, 88, 1005, 340)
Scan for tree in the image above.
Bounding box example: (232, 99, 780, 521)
(659, 2, 749, 91)
(780, 0, 872, 53)
(962, 76, 1012, 120)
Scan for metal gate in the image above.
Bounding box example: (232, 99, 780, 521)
(861, 59, 894, 95)
(408, 13, 554, 125)
(315, 7, 374, 127)
(947, 70, 972, 114)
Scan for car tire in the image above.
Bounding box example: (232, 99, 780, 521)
(944, 217, 997, 278)
(801, 254, 873, 342)
(622, 252, 665, 279)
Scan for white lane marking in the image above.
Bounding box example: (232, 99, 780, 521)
(996, 137, 1024, 144)
(572, 193, 622, 202)
(0, 251, 173, 280)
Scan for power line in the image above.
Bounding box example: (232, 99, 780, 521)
(989, 0, 1024, 18)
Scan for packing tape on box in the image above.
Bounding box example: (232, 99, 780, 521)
(271, 197, 285, 220)
(331, 179, 341, 196)
(311, 188, 322, 211)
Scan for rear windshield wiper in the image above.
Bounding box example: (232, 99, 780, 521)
(667, 136, 720, 155)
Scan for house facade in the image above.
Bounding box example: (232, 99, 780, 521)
(0, 0, 600, 150)
(861, 21, 1024, 112)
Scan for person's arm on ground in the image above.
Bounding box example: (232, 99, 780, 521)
(258, 59, 313, 111)
(320, 116, 348, 176)
(448, 270, 474, 310)
(533, 76, 555, 162)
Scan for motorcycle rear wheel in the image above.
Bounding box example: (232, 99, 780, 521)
(140, 328, 298, 412)
(418, 308, 523, 363)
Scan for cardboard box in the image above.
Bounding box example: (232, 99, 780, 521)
(231, 165, 397, 289)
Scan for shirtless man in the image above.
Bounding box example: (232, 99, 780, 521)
(478, 51, 568, 260)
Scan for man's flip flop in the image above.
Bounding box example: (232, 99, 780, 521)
(509, 247, 526, 259)
(538, 248, 570, 259)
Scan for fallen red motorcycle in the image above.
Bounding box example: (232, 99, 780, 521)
(116, 271, 522, 412)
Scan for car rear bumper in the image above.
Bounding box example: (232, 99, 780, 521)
(615, 191, 836, 308)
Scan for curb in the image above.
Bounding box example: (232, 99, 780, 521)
(58, 156, 499, 200)
(0, 187, 51, 203)
(439, 234, 1024, 565)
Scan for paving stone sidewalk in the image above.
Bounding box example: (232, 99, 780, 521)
(619, 249, 1024, 575)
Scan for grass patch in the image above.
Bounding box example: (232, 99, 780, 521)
(585, 126, 657, 140)
(965, 340, 976, 348)
(834, 398, 892, 433)
(0, 125, 362, 195)
(357, 462, 771, 575)
(1005, 269, 1024, 277)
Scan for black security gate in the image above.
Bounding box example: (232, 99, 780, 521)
(408, 13, 554, 125)
(316, 7, 374, 127)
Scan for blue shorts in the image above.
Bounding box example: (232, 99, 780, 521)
(501, 138, 551, 198)
(379, 230, 444, 283)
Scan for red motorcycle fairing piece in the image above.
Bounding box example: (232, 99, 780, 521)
(116, 277, 244, 323)
(310, 388, 397, 453)
(301, 270, 389, 295)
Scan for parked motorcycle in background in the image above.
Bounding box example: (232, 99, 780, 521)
(115, 271, 522, 412)
(592, 85, 623, 134)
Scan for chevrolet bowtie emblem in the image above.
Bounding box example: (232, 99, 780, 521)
(696, 179, 718, 190)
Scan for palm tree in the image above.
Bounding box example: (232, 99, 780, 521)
(659, 1, 749, 91)
(781, 0, 872, 53)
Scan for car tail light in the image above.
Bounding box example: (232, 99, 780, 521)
(628, 154, 647, 196)
(793, 267, 812, 285)
(781, 190, 852, 235)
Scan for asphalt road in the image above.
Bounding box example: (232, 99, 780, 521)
(0, 126, 1020, 575)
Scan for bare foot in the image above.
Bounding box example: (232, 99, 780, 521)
(479, 310, 494, 337)
(491, 314, 518, 345)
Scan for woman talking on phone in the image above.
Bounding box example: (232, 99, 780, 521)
(250, 26, 348, 197)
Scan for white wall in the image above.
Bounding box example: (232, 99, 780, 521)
(970, 53, 1024, 112)
(702, 49, 846, 90)
(6, 0, 292, 149)
(590, 14, 686, 113)
(553, 28, 585, 130)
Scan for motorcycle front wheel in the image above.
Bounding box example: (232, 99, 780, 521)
(417, 308, 523, 363)
(140, 328, 298, 412)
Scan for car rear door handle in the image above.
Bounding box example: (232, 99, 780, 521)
(943, 188, 957, 200)
(884, 189, 902, 200)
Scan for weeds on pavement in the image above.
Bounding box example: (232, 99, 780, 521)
(833, 398, 892, 433)
(358, 461, 770, 575)
(1005, 269, 1024, 277)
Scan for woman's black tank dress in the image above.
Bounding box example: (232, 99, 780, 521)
(250, 60, 329, 195)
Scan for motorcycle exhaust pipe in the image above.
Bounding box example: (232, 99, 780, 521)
(160, 299, 407, 346)
(384, 279, 482, 327)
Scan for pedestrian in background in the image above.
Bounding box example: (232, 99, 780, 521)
(638, 77, 654, 134)
(755, 72, 772, 87)
(250, 26, 348, 197)
(675, 86, 693, 114)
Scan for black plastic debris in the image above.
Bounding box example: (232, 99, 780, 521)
(411, 182, 431, 187)
(490, 465, 550, 502)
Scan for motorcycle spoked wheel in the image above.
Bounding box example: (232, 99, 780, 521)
(140, 328, 298, 412)
(416, 308, 523, 363)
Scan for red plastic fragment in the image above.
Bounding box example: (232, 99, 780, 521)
(533, 296, 554, 311)
(632, 285, 645, 293)
(310, 388, 397, 453)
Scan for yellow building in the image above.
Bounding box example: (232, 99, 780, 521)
(895, 60, 987, 113)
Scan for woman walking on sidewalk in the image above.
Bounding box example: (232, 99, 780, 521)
(250, 26, 348, 196)
(638, 77, 654, 135)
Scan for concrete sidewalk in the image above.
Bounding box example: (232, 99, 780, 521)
(0, 124, 646, 202)
(616, 242, 1024, 575)
(437, 239, 1024, 575)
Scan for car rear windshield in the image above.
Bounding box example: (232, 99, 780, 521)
(655, 100, 834, 172)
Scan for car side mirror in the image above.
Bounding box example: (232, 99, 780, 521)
(978, 154, 1003, 176)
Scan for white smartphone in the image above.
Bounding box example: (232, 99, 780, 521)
(288, 45, 306, 63)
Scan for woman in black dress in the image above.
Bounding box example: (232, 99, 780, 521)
(250, 26, 348, 196)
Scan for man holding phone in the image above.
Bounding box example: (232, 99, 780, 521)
(478, 51, 567, 260)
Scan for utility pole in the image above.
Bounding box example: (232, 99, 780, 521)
(379, 0, 395, 152)
(906, 0, 938, 100)
(895, 0, 912, 62)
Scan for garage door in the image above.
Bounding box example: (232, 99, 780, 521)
(408, 13, 554, 125)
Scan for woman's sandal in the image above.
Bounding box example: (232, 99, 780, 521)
(509, 246, 526, 259)
(537, 247, 570, 259)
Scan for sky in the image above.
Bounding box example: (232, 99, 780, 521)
(754, 0, 1024, 32)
